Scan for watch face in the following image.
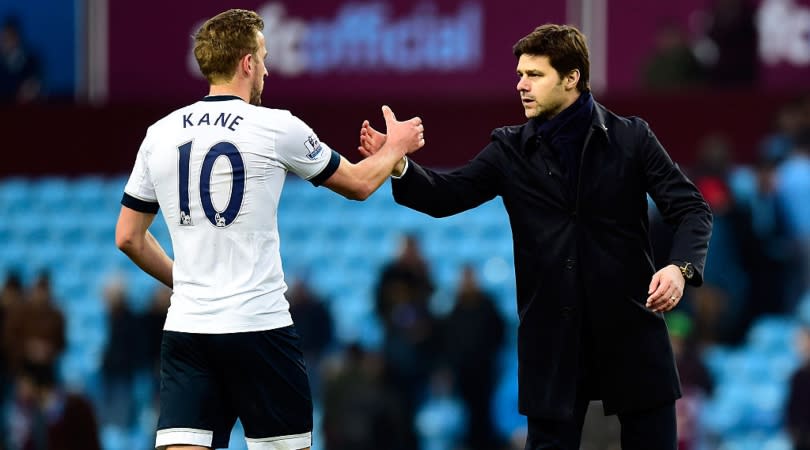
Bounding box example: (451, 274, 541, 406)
(684, 264, 694, 278)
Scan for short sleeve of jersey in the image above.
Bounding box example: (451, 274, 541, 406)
(123, 129, 159, 210)
(274, 114, 339, 183)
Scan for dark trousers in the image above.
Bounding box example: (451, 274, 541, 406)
(525, 399, 676, 450)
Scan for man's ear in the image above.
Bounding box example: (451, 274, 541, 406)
(565, 69, 580, 90)
(240, 53, 253, 75)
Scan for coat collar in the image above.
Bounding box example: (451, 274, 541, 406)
(519, 94, 610, 151)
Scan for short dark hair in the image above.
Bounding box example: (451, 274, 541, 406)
(193, 9, 264, 84)
(513, 24, 590, 92)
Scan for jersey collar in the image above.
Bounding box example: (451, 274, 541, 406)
(202, 95, 244, 102)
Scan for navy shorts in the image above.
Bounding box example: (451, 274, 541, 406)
(155, 326, 313, 449)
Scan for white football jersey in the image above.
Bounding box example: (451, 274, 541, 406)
(123, 95, 339, 333)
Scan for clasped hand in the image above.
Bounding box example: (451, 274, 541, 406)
(358, 106, 424, 161)
(646, 265, 685, 312)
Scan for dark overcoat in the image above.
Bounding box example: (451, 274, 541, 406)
(391, 101, 713, 419)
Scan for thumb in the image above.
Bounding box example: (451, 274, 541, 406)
(648, 271, 660, 294)
(382, 105, 396, 124)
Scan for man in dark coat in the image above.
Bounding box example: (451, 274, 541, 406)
(359, 24, 712, 450)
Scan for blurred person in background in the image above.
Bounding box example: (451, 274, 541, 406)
(375, 233, 435, 310)
(690, 135, 750, 344)
(786, 322, 810, 450)
(0, 17, 41, 104)
(360, 23, 712, 450)
(98, 277, 140, 430)
(640, 20, 705, 91)
(760, 98, 808, 165)
(1, 273, 100, 450)
(2, 272, 65, 385)
(114, 8, 424, 450)
(776, 129, 810, 306)
(286, 277, 334, 397)
(736, 154, 795, 328)
(373, 232, 437, 449)
(414, 366, 467, 450)
(321, 344, 409, 450)
(141, 285, 171, 395)
(666, 312, 713, 450)
(441, 264, 505, 450)
(0, 273, 25, 411)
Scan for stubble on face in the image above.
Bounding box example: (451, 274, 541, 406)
(249, 80, 262, 106)
(529, 79, 565, 120)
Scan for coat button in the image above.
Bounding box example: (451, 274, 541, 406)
(560, 306, 574, 319)
(565, 258, 576, 269)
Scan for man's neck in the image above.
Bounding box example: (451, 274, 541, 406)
(208, 83, 249, 103)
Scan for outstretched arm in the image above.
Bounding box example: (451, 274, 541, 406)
(322, 105, 423, 200)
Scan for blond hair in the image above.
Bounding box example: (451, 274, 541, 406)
(193, 9, 264, 84)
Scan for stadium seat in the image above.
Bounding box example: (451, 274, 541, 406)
(747, 315, 799, 354)
(0, 177, 31, 213)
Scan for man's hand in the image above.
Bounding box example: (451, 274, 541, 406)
(646, 265, 685, 312)
(358, 120, 387, 157)
(359, 105, 424, 160)
(358, 106, 422, 176)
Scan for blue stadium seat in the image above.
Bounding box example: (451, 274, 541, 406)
(101, 425, 134, 450)
(7, 208, 50, 243)
(0, 177, 32, 214)
(29, 177, 71, 212)
(747, 315, 799, 354)
(71, 176, 109, 210)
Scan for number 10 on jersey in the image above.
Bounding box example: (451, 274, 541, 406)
(177, 141, 246, 228)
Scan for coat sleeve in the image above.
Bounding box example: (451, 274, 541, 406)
(638, 119, 713, 286)
(391, 141, 505, 218)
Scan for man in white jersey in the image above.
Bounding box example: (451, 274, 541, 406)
(114, 9, 424, 450)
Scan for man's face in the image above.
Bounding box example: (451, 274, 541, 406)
(249, 31, 268, 106)
(515, 54, 572, 120)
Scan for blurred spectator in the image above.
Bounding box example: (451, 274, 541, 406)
(2, 272, 65, 377)
(287, 277, 334, 396)
(776, 129, 810, 303)
(736, 155, 795, 328)
(374, 233, 438, 448)
(1, 273, 99, 450)
(0, 273, 25, 408)
(321, 344, 409, 450)
(760, 98, 808, 165)
(695, 0, 758, 86)
(3, 344, 101, 450)
(667, 312, 713, 450)
(640, 21, 705, 91)
(0, 17, 41, 104)
(692, 133, 733, 180)
(786, 323, 810, 450)
(99, 277, 140, 429)
(140, 285, 170, 385)
(375, 233, 435, 312)
(415, 367, 467, 450)
(441, 264, 505, 450)
(691, 136, 750, 344)
(690, 284, 730, 347)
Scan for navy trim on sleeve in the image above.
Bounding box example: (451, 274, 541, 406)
(121, 193, 160, 214)
(309, 150, 341, 186)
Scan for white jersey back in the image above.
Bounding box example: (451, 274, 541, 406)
(123, 96, 338, 333)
